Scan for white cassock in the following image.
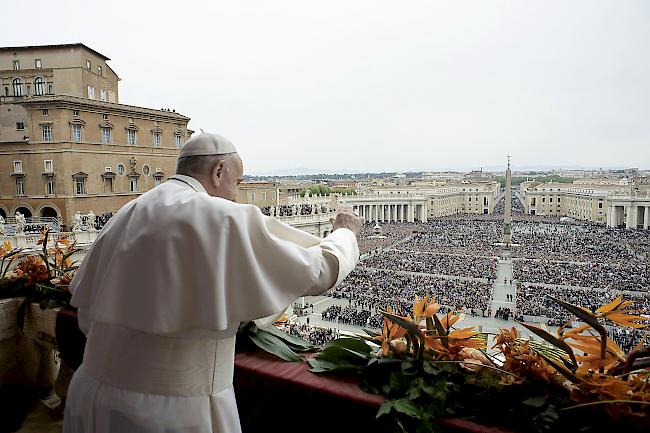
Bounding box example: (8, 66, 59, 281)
(63, 174, 359, 433)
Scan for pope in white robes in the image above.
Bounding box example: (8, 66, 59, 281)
(63, 133, 362, 433)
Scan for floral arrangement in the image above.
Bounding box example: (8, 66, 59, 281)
(301, 295, 650, 432)
(0, 229, 80, 327)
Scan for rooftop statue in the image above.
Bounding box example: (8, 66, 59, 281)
(14, 212, 26, 235)
(72, 211, 83, 232)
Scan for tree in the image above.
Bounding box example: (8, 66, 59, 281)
(300, 184, 332, 197)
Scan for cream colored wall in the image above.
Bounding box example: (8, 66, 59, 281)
(23, 105, 188, 149)
(522, 184, 609, 223)
(0, 103, 27, 142)
(237, 183, 279, 206)
(1, 109, 187, 225)
(0, 45, 119, 101)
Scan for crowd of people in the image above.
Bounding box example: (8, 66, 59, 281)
(259, 204, 333, 217)
(402, 220, 502, 256)
(361, 249, 498, 279)
(326, 268, 493, 318)
(22, 223, 51, 235)
(510, 222, 648, 265)
(492, 193, 525, 216)
(321, 305, 373, 328)
(494, 306, 513, 320)
(285, 323, 340, 346)
(611, 327, 647, 354)
(356, 222, 419, 255)
(516, 284, 650, 322)
(91, 211, 114, 231)
(514, 259, 649, 292)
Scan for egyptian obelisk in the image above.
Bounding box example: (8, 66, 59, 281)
(503, 156, 512, 244)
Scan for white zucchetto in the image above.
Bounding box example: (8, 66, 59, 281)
(179, 133, 238, 158)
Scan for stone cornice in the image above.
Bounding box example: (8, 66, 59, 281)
(18, 95, 190, 121)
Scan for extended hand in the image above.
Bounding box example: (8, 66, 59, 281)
(330, 211, 363, 236)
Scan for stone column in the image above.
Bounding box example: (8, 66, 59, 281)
(607, 205, 614, 227)
(626, 205, 634, 229)
(645, 206, 650, 230)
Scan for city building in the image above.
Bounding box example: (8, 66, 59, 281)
(0, 44, 192, 227)
(339, 180, 501, 222)
(237, 181, 279, 207)
(520, 177, 650, 229)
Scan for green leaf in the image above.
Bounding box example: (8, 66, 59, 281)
(517, 321, 578, 368)
(376, 401, 394, 419)
(393, 398, 419, 418)
(307, 358, 363, 373)
(247, 327, 302, 362)
(390, 372, 406, 391)
(522, 396, 547, 408)
(423, 361, 440, 376)
(316, 345, 369, 366)
(406, 385, 421, 400)
(323, 337, 372, 354)
(259, 325, 315, 351)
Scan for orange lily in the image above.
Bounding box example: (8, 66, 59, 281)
(440, 310, 462, 332)
(412, 295, 439, 324)
(375, 314, 407, 356)
(595, 296, 649, 329)
(37, 228, 49, 245)
(448, 327, 487, 349)
(566, 334, 625, 373)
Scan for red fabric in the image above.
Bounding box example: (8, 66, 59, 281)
(233, 350, 516, 433)
(234, 350, 387, 433)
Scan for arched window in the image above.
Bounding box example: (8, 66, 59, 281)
(34, 77, 45, 96)
(12, 78, 23, 96)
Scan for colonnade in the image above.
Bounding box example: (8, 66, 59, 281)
(607, 204, 650, 229)
(352, 203, 427, 223)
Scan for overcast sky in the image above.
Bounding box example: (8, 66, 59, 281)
(3, 0, 649, 174)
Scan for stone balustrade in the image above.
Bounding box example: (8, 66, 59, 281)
(1, 231, 99, 252)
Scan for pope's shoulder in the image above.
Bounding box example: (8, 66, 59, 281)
(144, 179, 263, 219)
